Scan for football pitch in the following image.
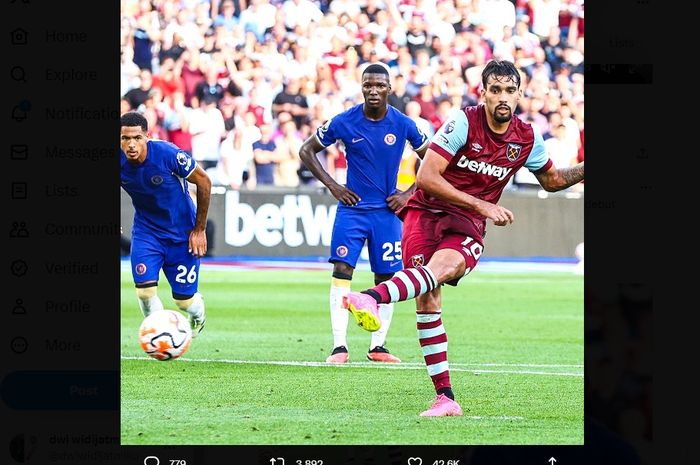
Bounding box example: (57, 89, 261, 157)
(120, 265, 583, 445)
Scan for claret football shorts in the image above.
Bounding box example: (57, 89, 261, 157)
(401, 208, 484, 286)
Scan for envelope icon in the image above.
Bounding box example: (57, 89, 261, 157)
(11, 145, 28, 160)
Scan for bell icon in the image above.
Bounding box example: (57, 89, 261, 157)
(11, 100, 31, 122)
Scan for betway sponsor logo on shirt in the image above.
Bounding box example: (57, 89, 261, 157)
(456, 156, 512, 181)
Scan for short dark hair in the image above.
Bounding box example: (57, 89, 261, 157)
(120, 111, 148, 132)
(362, 63, 390, 78)
(482, 60, 521, 89)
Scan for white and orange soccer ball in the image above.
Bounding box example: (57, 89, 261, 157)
(138, 310, 192, 361)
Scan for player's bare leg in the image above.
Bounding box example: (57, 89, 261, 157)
(174, 292, 206, 338)
(135, 282, 164, 317)
(367, 273, 400, 363)
(327, 263, 353, 363)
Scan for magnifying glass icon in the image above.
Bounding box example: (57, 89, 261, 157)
(11, 66, 27, 83)
(144, 456, 160, 465)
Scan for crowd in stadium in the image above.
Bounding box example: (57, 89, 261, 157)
(120, 0, 584, 191)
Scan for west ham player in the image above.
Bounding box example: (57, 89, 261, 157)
(343, 60, 585, 416)
(300, 64, 429, 364)
(120, 111, 212, 336)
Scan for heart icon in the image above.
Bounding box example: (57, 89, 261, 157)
(407, 458, 423, 465)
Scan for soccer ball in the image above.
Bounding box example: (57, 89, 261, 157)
(138, 310, 192, 361)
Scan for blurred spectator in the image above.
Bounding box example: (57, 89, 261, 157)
(432, 97, 454, 130)
(274, 117, 303, 187)
(163, 91, 193, 155)
(252, 123, 281, 186)
(130, 4, 160, 71)
(272, 77, 309, 128)
(544, 123, 578, 170)
(143, 106, 168, 141)
(163, 8, 204, 53)
(123, 68, 153, 110)
(189, 95, 227, 171)
(152, 56, 185, 101)
(281, 0, 323, 31)
(388, 74, 412, 113)
(404, 100, 434, 139)
(543, 26, 566, 72)
(239, 0, 277, 43)
(193, 64, 226, 108)
(120, 46, 141, 97)
(528, 0, 563, 39)
(413, 83, 438, 126)
(213, 0, 241, 31)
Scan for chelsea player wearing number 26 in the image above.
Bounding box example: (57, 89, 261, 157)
(299, 64, 429, 364)
(120, 111, 212, 337)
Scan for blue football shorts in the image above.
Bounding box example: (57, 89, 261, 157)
(329, 207, 403, 274)
(130, 233, 200, 297)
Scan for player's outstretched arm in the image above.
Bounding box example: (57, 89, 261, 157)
(417, 149, 514, 226)
(186, 164, 212, 257)
(534, 161, 584, 192)
(299, 135, 360, 206)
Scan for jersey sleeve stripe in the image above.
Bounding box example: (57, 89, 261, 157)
(313, 132, 331, 147)
(533, 158, 553, 174)
(184, 160, 199, 178)
(429, 142, 453, 161)
(414, 138, 430, 152)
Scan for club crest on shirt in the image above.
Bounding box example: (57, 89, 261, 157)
(384, 133, 396, 145)
(176, 151, 191, 170)
(445, 120, 455, 134)
(135, 263, 147, 275)
(411, 254, 424, 268)
(336, 245, 348, 258)
(151, 175, 164, 185)
(506, 143, 522, 161)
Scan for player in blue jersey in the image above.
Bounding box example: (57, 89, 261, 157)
(300, 64, 429, 364)
(120, 111, 212, 337)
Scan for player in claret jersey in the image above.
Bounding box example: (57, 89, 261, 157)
(343, 60, 585, 416)
(120, 111, 212, 337)
(300, 64, 429, 364)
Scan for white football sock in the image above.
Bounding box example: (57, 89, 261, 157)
(370, 303, 394, 348)
(330, 278, 351, 348)
(136, 289, 164, 317)
(177, 292, 205, 319)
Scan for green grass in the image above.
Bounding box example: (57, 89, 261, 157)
(121, 267, 583, 445)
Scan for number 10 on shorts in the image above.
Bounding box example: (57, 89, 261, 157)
(461, 236, 482, 276)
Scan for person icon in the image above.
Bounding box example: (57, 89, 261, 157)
(10, 221, 29, 238)
(12, 298, 27, 314)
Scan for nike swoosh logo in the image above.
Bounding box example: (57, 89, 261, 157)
(351, 137, 364, 143)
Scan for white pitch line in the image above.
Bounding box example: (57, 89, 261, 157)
(121, 356, 583, 377)
(464, 416, 525, 421)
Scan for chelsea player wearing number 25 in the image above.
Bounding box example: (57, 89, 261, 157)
(300, 64, 429, 364)
(120, 111, 212, 337)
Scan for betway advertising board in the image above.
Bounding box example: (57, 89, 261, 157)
(218, 190, 337, 256)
